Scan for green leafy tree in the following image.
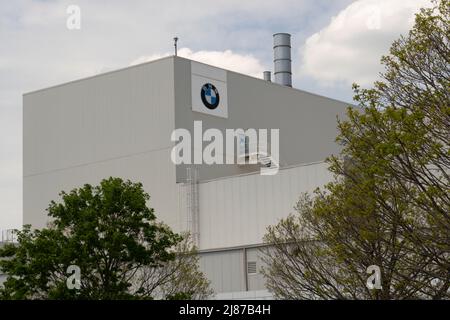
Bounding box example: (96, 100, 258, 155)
(0, 177, 212, 300)
(262, 0, 449, 299)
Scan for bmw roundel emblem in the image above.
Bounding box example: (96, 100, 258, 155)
(200, 83, 220, 110)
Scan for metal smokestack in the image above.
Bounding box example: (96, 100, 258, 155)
(273, 33, 292, 87)
(263, 71, 271, 82)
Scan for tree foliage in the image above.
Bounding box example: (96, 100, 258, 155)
(262, 0, 449, 299)
(0, 177, 212, 300)
(133, 233, 213, 300)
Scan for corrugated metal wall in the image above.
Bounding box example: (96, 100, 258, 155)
(23, 57, 182, 230)
(189, 162, 333, 294)
(174, 57, 350, 183)
(198, 245, 271, 294)
(194, 161, 331, 250)
(199, 249, 246, 293)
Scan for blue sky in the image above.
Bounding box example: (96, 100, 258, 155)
(0, 0, 432, 229)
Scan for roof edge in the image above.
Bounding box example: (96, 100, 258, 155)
(23, 55, 175, 96)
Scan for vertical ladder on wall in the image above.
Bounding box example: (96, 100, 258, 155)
(186, 167, 200, 246)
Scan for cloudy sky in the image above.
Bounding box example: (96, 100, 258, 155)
(0, 0, 432, 230)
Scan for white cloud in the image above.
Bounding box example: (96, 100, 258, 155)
(301, 0, 433, 86)
(131, 48, 266, 78)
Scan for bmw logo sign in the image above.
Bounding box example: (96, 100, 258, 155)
(201, 83, 220, 110)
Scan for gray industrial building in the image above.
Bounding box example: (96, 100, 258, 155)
(23, 34, 350, 299)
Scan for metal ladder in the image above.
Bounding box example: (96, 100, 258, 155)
(185, 167, 199, 246)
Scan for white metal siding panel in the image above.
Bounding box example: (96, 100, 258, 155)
(247, 247, 267, 291)
(174, 57, 350, 183)
(199, 250, 245, 294)
(23, 58, 178, 230)
(24, 58, 174, 177)
(23, 148, 183, 232)
(198, 162, 332, 250)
